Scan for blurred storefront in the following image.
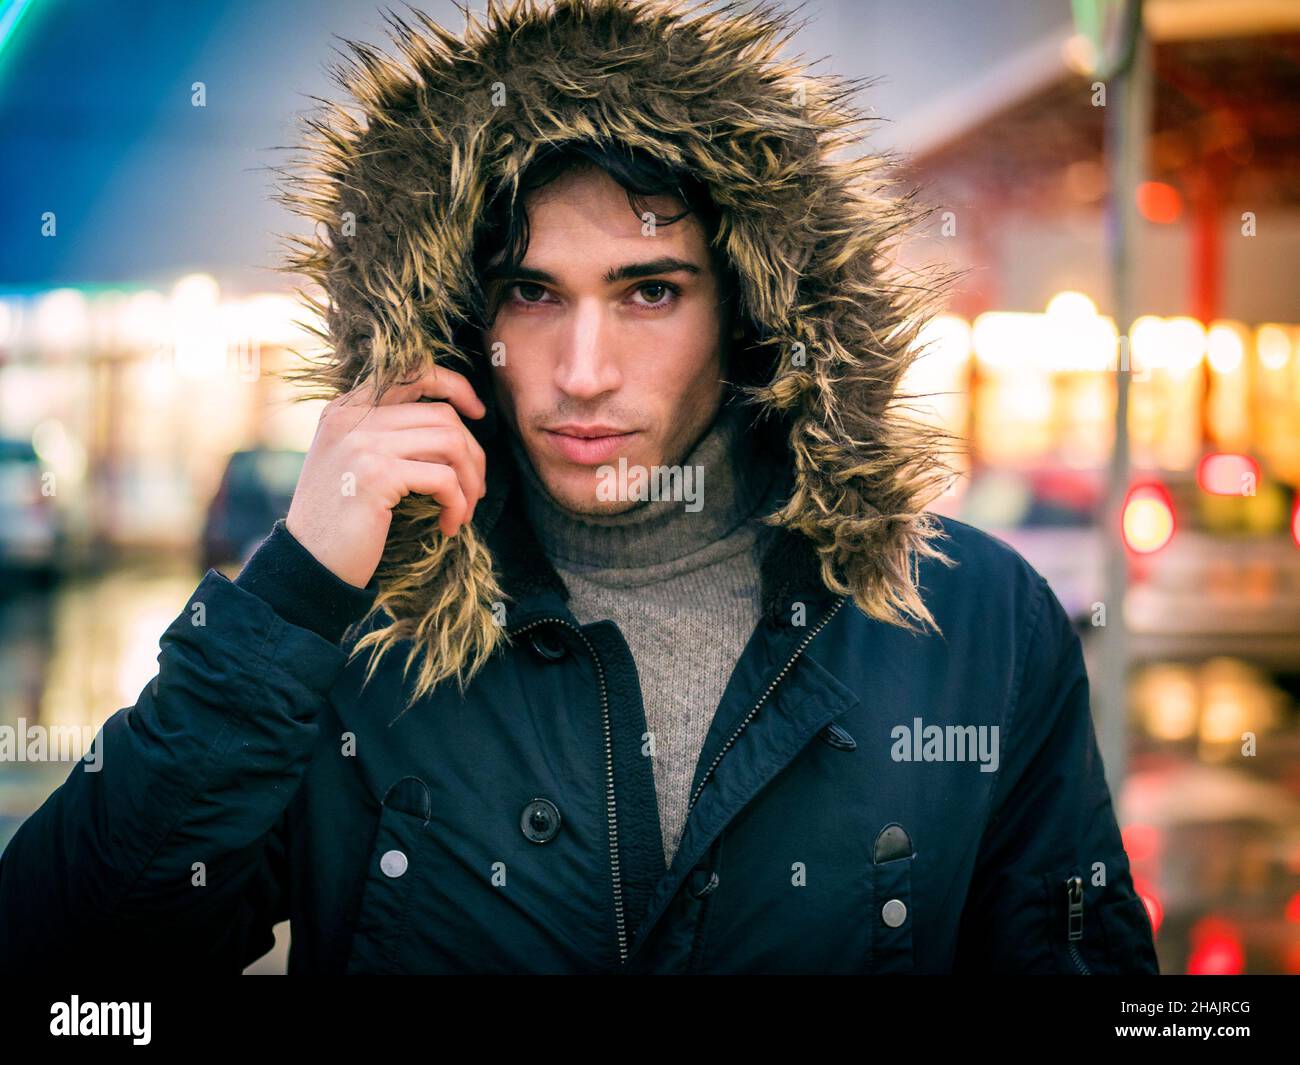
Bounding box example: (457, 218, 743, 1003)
(896, 10, 1300, 975)
(0, 275, 322, 566)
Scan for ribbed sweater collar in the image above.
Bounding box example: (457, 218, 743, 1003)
(507, 400, 781, 571)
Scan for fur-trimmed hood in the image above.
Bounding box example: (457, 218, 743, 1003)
(274, 0, 956, 702)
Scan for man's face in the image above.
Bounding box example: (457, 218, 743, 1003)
(482, 164, 728, 515)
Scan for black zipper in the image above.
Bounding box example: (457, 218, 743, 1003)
(512, 596, 846, 970)
(510, 616, 628, 966)
(1065, 875, 1091, 974)
(685, 596, 848, 817)
(680, 598, 846, 972)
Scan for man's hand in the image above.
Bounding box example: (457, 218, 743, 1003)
(285, 366, 488, 589)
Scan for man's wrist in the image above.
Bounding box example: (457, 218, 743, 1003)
(232, 519, 379, 644)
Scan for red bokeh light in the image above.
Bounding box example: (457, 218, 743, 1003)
(1186, 916, 1244, 975)
(1137, 882, 1164, 936)
(1285, 891, 1300, 924)
(1136, 181, 1183, 224)
(1122, 823, 1161, 862)
(1123, 481, 1177, 555)
(1197, 453, 1259, 496)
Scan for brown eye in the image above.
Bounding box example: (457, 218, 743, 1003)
(634, 281, 678, 307)
(514, 282, 547, 303)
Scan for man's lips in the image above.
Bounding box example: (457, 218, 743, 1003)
(541, 425, 640, 465)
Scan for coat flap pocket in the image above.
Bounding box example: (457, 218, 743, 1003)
(871, 852, 915, 972)
(345, 802, 430, 974)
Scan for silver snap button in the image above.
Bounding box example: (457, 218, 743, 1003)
(881, 898, 907, 927)
(380, 849, 408, 878)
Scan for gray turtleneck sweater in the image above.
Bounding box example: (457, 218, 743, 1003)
(511, 402, 783, 867)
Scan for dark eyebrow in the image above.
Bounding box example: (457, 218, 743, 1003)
(602, 257, 702, 284)
(484, 257, 702, 286)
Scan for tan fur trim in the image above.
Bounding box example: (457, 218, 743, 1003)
(269, 0, 960, 702)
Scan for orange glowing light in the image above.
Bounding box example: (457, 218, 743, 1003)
(1136, 181, 1182, 224)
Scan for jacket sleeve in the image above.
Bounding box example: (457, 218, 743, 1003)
(0, 520, 377, 975)
(952, 573, 1160, 974)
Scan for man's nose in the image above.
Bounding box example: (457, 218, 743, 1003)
(553, 299, 622, 399)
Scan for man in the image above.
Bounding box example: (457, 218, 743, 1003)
(0, 0, 1158, 974)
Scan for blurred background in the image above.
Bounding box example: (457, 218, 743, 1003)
(0, 0, 1297, 975)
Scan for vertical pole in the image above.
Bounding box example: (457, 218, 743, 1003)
(1096, 0, 1150, 793)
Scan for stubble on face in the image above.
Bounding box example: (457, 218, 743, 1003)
(482, 165, 730, 517)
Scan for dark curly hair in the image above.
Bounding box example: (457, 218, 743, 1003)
(463, 138, 754, 381)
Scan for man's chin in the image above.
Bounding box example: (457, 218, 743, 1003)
(539, 469, 647, 517)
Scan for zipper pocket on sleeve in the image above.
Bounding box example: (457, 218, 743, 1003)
(1065, 875, 1092, 975)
